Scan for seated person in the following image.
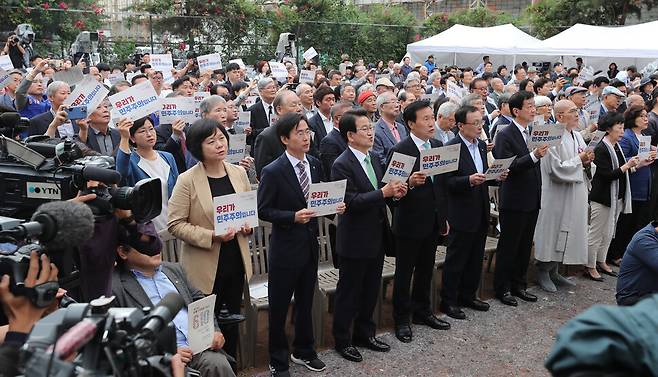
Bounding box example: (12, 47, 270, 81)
(111, 221, 235, 377)
(616, 220, 658, 306)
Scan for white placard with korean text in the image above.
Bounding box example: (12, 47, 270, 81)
(587, 130, 606, 151)
(0, 69, 12, 90)
(235, 111, 250, 130)
(526, 123, 565, 150)
(484, 156, 516, 180)
(159, 97, 196, 124)
(188, 294, 216, 355)
(150, 54, 174, 80)
(109, 80, 161, 121)
(0, 55, 14, 70)
(307, 180, 346, 217)
(299, 70, 315, 84)
(193, 91, 210, 119)
(107, 72, 124, 86)
(197, 53, 222, 72)
(269, 62, 288, 79)
(303, 47, 318, 61)
(225, 133, 247, 164)
(382, 152, 416, 183)
(585, 94, 601, 124)
(213, 191, 259, 236)
(638, 135, 652, 160)
(446, 80, 464, 103)
(64, 76, 110, 114)
(419, 144, 461, 176)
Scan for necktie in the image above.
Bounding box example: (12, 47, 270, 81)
(268, 105, 273, 123)
(364, 155, 378, 189)
(390, 125, 400, 142)
(523, 128, 529, 142)
(227, 128, 236, 135)
(422, 141, 433, 182)
(297, 161, 310, 200)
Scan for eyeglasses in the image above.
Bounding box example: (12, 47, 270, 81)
(356, 125, 374, 133)
(461, 121, 484, 127)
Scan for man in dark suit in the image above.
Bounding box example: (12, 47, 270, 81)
(246, 77, 277, 147)
(253, 90, 304, 177)
(471, 77, 500, 129)
(319, 101, 352, 175)
(110, 222, 235, 377)
(258, 112, 345, 377)
(492, 90, 549, 307)
(307, 86, 335, 150)
(80, 100, 121, 156)
(28, 81, 79, 138)
(372, 91, 408, 170)
(490, 93, 513, 140)
(387, 100, 451, 343)
(155, 118, 187, 173)
(440, 105, 508, 320)
(331, 108, 407, 362)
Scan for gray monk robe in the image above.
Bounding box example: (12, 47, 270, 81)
(534, 129, 589, 265)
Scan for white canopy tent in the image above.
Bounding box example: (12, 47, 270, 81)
(406, 24, 557, 71)
(522, 22, 658, 71)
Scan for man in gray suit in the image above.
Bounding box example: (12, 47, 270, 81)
(372, 91, 408, 169)
(111, 222, 235, 377)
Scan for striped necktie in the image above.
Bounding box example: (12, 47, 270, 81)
(297, 161, 310, 200)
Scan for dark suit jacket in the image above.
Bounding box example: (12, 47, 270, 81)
(319, 128, 347, 176)
(331, 148, 392, 259)
(492, 122, 541, 212)
(155, 123, 187, 173)
(247, 100, 270, 146)
(589, 141, 627, 207)
(257, 153, 324, 269)
(386, 136, 448, 239)
(111, 262, 220, 331)
(444, 136, 490, 232)
(85, 127, 121, 156)
(253, 125, 285, 178)
(308, 112, 328, 150)
(491, 115, 513, 139)
(28, 111, 79, 138)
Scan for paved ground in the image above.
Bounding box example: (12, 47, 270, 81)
(244, 273, 617, 377)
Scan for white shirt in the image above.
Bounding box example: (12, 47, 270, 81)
(410, 132, 431, 153)
(320, 111, 333, 135)
(348, 146, 371, 181)
(137, 153, 171, 233)
(285, 151, 311, 186)
(513, 120, 539, 163)
(458, 133, 484, 173)
(261, 98, 273, 123)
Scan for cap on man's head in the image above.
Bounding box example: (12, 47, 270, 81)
(375, 77, 395, 88)
(527, 66, 538, 73)
(565, 86, 588, 97)
(357, 90, 375, 105)
(602, 86, 626, 98)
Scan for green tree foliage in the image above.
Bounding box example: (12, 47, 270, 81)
(526, 0, 656, 39)
(422, 7, 514, 37)
(4, 0, 106, 46)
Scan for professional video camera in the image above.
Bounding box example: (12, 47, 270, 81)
(0, 130, 162, 221)
(276, 32, 296, 62)
(0, 111, 29, 140)
(21, 293, 189, 377)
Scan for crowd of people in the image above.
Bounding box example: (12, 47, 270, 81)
(3, 31, 658, 376)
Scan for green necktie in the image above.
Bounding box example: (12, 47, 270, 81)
(364, 155, 378, 189)
(422, 141, 434, 182)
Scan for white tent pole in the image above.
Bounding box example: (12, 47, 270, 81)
(454, 52, 457, 66)
(513, 55, 516, 69)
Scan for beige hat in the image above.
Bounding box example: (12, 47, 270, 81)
(375, 77, 395, 88)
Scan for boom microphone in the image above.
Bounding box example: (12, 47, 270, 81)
(0, 201, 95, 250)
(139, 292, 185, 338)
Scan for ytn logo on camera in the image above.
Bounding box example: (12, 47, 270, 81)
(26, 182, 61, 200)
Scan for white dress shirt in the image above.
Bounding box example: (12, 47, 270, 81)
(514, 120, 539, 163)
(285, 151, 311, 185)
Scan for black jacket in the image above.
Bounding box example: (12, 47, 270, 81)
(319, 128, 348, 177)
(155, 123, 187, 173)
(589, 141, 627, 207)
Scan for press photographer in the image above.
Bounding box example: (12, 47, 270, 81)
(2, 33, 26, 70)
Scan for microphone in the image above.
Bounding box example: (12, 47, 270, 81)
(0, 201, 95, 250)
(139, 292, 185, 338)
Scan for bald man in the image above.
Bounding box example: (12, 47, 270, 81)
(253, 90, 305, 177)
(533, 100, 594, 292)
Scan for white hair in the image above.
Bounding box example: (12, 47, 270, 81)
(437, 102, 459, 118)
(534, 95, 552, 107)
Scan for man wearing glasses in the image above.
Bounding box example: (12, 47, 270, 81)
(373, 92, 408, 169)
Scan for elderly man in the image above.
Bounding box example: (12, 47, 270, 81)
(28, 81, 76, 138)
(404, 78, 423, 100)
(434, 101, 458, 144)
(534, 100, 593, 292)
(426, 71, 444, 97)
(600, 86, 625, 116)
(296, 83, 316, 119)
(253, 90, 304, 177)
(626, 94, 645, 110)
(372, 91, 407, 169)
(565, 86, 597, 142)
(319, 101, 353, 175)
(491, 93, 513, 139)
(512, 65, 526, 85)
(247, 77, 277, 146)
(390, 64, 404, 86)
(0, 69, 22, 110)
(489, 77, 505, 105)
(375, 78, 395, 95)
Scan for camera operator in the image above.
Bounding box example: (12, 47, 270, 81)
(0, 251, 58, 348)
(1, 33, 26, 70)
(111, 221, 235, 377)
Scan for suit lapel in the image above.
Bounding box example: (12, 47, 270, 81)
(191, 163, 216, 226)
(510, 123, 529, 154)
(377, 120, 396, 145)
(457, 137, 478, 173)
(279, 155, 308, 205)
(370, 150, 384, 184)
(120, 270, 153, 307)
(479, 140, 489, 171)
(347, 149, 374, 190)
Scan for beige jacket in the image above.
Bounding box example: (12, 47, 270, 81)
(168, 161, 253, 294)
